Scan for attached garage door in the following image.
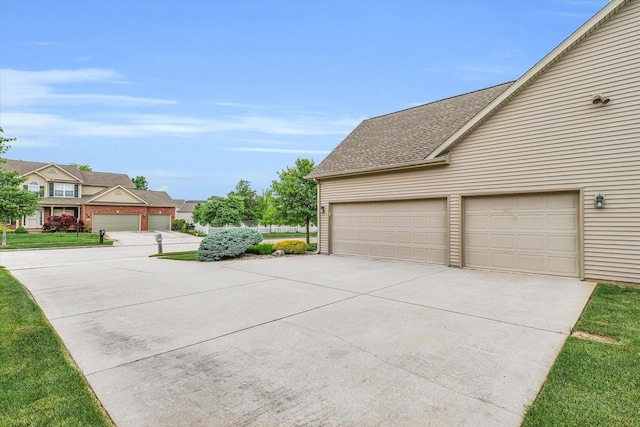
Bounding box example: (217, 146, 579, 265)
(149, 214, 171, 230)
(92, 214, 140, 232)
(464, 192, 579, 277)
(331, 199, 446, 263)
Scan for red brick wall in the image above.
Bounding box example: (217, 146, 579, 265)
(83, 205, 175, 231)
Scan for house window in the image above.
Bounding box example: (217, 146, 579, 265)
(53, 183, 75, 197)
(28, 182, 40, 192)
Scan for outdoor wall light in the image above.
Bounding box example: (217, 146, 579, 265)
(594, 194, 605, 209)
(592, 94, 610, 104)
(320, 206, 325, 214)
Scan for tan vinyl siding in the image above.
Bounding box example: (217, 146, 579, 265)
(82, 185, 108, 196)
(448, 195, 461, 267)
(93, 189, 142, 204)
(318, 0, 640, 283)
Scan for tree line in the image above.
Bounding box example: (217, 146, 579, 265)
(193, 158, 317, 243)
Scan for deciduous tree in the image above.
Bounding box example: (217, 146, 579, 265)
(70, 163, 92, 171)
(192, 195, 243, 227)
(271, 158, 317, 243)
(0, 129, 39, 245)
(228, 179, 259, 222)
(132, 176, 149, 190)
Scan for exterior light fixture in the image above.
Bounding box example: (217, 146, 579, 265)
(594, 194, 605, 209)
(320, 206, 325, 214)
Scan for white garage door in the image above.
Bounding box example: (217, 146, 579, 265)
(149, 214, 171, 230)
(331, 199, 446, 264)
(464, 192, 579, 277)
(92, 214, 140, 232)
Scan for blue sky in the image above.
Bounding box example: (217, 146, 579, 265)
(1, 0, 608, 200)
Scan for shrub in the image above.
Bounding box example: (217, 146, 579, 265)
(272, 239, 308, 254)
(14, 226, 28, 234)
(197, 228, 263, 261)
(43, 215, 84, 232)
(172, 219, 187, 232)
(246, 243, 274, 255)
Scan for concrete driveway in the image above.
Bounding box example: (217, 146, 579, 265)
(2, 240, 595, 426)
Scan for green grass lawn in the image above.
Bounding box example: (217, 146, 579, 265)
(0, 267, 113, 426)
(151, 242, 317, 261)
(150, 250, 198, 261)
(522, 284, 640, 427)
(0, 232, 112, 249)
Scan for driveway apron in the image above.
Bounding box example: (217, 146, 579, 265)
(2, 239, 595, 426)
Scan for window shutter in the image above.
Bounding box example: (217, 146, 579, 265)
(39, 186, 45, 197)
(74, 184, 79, 198)
(49, 182, 54, 197)
(23, 185, 28, 190)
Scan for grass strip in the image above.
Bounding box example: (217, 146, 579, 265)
(0, 267, 113, 426)
(0, 233, 113, 249)
(522, 284, 640, 427)
(150, 250, 198, 261)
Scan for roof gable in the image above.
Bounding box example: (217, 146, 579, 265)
(308, 0, 630, 179)
(426, 0, 629, 160)
(87, 185, 148, 204)
(307, 82, 512, 178)
(35, 163, 83, 183)
(2, 159, 135, 188)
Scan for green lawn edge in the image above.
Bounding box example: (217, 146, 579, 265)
(0, 267, 114, 426)
(522, 284, 640, 427)
(0, 233, 113, 250)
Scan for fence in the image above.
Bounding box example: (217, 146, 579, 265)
(195, 223, 318, 235)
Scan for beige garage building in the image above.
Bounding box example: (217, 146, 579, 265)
(308, 0, 640, 284)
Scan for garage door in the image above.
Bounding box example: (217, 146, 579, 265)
(464, 192, 579, 277)
(149, 214, 171, 230)
(92, 214, 140, 232)
(331, 199, 446, 263)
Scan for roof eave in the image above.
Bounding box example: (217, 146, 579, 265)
(426, 0, 629, 160)
(307, 154, 450, 180)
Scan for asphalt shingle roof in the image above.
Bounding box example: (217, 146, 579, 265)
(2, 160, 135, 188)
(308, 82, 513, 178)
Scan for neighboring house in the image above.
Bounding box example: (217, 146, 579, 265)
(173, 199, 204, 224)
(308, 0, 640, 285)
(2, 160, 176, 232)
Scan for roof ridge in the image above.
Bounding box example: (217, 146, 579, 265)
(365, 81, 515, 121)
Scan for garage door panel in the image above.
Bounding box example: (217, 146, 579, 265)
(465, 192, 579, 277)
(430, 231, 446, 246)
(331, 199, 446, 264)
(548, 214, 577, 230)
(92, 214, 140, 232)
(413, 232, 428, 244)
(369, 216, 383, 227)
(149, 214, 171, 230)
(518, 235, 544, 250)
(548, 236, 578, 251)
(517, 215, 544, 230)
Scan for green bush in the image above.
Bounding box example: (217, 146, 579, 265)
(307, 243, 317, 252)
(197, 228, 263, 261)
(172, 219, 187, 232)
(246, 243, 274, 255)
(14, 226, 28, 234)
(272, 239, 308, 254)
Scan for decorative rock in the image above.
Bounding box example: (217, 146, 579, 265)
(272, 250, 286, 257)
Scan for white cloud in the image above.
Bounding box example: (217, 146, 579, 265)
(0, 68, 177, 107)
